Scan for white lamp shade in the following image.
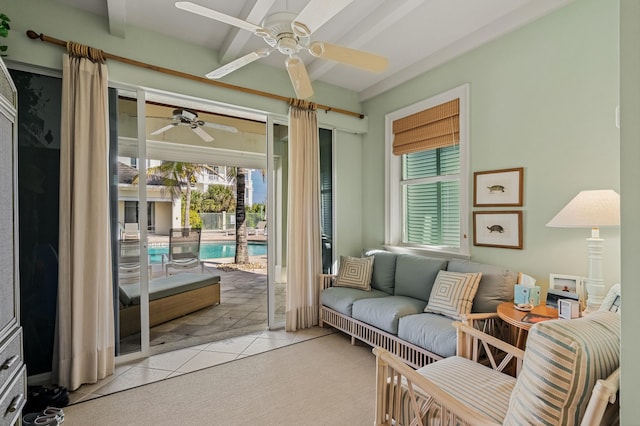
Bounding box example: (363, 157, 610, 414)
(546, 189, 620, 228)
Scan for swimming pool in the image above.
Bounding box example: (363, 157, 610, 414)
(148, 241, 267, 264)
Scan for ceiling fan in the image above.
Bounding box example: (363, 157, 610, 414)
(150, 109, 238, 142)
(175, 0, 389, 99)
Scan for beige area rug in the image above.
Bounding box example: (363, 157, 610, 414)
(63, 333, 376, 425)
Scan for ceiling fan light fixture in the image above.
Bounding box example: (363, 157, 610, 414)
(179, 0, 386, 98)
(176, 109, 196, 121)
(276, 36, 299, 55)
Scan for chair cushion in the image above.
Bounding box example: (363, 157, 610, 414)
(352, 296, 427, 335)
(119, 273, 220, 306)
(447, 259, 517, 313)
(504, 311, 621, 425)
(397, 313, 457, 357)
(363, 249, 398, 294)
(424, 270, 482, 320)
(335, 256, 374, 290)
(320, 287, 388, 316)
(394, 254, 448, 302)
(411, 356, 516, 424)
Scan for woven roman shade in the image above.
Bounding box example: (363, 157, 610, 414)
(392, 98, 460, 156)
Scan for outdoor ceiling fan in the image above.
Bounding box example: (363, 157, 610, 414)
(150, 109, 238, 142)
(175, 0, 389, 99)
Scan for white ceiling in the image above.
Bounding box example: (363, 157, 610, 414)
(51, 0, 574, 101)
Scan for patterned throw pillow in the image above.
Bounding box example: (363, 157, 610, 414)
(424, 270, 482, 320)
(335, 256, 374, 291)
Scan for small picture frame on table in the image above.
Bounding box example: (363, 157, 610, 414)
(546, 273, 584, 309)
(474, 167, 524, 207)
(473, 211, 523, 249)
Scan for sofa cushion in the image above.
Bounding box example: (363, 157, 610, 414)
(335, 256, 374, 290)
(363, 249, 398, 294)
(320, 286, 388, 316)
(424, 271, 482, 320)
(394, 254, 448, 302)
(504, 311, 620, 425)
(447, 259, 517, 313)
(397, 312, 458, 357)
(352, 296, 427, 335)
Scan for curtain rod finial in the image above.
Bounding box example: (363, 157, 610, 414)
(26, 30, 43, 40)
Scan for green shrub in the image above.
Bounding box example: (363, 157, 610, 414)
(189, 210, 202, 229)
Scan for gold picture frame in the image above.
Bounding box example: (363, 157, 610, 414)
(473, 211, 523, 249)
(474, 167, 524, 207)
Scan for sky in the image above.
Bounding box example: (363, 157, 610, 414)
(251, 170, 267, 205)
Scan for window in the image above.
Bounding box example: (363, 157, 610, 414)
(385, 85, 469, 257)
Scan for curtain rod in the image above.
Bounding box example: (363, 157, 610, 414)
(26, 30, 365, 119)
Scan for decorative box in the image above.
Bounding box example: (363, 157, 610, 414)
(514, 284, 541, 306)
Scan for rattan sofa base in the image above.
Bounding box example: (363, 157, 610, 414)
(319, 305, 443, 369)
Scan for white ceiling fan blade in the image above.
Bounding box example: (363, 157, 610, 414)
(309, 41, 388, 73)
(175, 2, 268, 35)
(286, 56, 314, 99)
(202, 122, 239, 133)
(150, 123, 178, 136)
(292, 0, 354, 37)
(191, 126, 214, 142)
(206, 48, 272, 79)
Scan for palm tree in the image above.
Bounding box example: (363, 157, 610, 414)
(225, 167, 266, 265)
(142, 161, 216, 229)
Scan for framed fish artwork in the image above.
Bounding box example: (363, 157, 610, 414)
(473, 211, 523, 249)
(473, 167, 524, 207)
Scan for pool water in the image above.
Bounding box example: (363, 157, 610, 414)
(148, 242, 267, 264)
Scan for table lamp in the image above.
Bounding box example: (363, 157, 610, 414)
(546, 189, 620, 311)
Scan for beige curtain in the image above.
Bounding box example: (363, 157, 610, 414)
(54, 43, 114, 390)
(285, 100, 321, 331)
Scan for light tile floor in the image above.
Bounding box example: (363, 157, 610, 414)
(70, 326, 335, 404)
(76, 246, 308, 405)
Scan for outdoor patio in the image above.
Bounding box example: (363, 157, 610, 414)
(119, 231, 284, 356)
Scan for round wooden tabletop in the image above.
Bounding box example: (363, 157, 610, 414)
(497, 301, 558, 331)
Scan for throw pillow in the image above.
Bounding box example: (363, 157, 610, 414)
(335, 256, 374, 291)
(424, 270, 482, 320)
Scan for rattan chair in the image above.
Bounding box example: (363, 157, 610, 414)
(374, 310, 620, 426)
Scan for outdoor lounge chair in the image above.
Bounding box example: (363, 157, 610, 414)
(162, 227, 204, 276)
(123, 222, 140, 240)
(119, 239, 142, 280)
(256, 221, 267, 235)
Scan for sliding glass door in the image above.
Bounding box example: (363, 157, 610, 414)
(113, 88, 150, 357)
(267, 119, 288, 327)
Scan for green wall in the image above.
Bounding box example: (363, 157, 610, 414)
(361, 0, 620, 292)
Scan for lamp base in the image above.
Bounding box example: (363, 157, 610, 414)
(585, 236, 605, 311)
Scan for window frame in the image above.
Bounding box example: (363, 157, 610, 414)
(385, 84, 470, 258)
